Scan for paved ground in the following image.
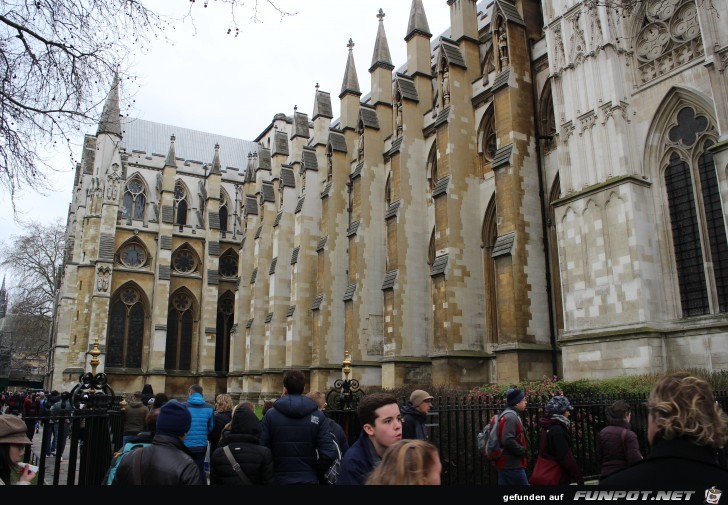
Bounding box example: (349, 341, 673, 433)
(28, 423, 73, 485)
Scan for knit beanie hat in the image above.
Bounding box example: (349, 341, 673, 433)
(0, 415, 32, 445)
(506, 388, 525, 406)
(546, 395, 573, 415)
(155, 400, 191, 437)
(409, 390, 434, 407)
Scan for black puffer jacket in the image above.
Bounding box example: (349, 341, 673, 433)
(210, 407, 274, 485)
(260, 394, 337, 484)
(113, 434, 203, 485)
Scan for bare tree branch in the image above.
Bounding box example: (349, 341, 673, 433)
(0, 0, 297, 213)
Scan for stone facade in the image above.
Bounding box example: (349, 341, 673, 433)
(49, 0, 728, 400)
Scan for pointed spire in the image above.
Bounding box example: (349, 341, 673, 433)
(97, 72, 122, 137)
(313, 83, 333, 120)
(209, 143, 222, 175)
(340, 38, 361, 97)
(370, 9, 393, 70)
(406, 0, 431, 40)
(165, 135, 177, 168)
(0, 274, 7, 319)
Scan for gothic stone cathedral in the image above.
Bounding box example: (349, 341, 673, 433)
(48, 0, 728, 400)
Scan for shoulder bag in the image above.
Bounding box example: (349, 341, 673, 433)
(529, 428, 564, 485)
(222, 446, 252, 485)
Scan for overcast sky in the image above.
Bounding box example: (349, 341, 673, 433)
(0, 0, 454, 288)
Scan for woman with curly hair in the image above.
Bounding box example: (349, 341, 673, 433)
(601, 372, 728, 487)
(365, 439, 442, 485)
(209, 393, 234, 456)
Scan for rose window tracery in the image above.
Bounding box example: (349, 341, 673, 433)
(635, 0, 702, 84)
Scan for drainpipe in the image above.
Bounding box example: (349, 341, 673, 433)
(528, 37, 558, 377)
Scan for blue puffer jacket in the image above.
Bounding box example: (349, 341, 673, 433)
(260, 394, 338, 484)
(336, 432, 379, 485)
(184, 393, 214, 450)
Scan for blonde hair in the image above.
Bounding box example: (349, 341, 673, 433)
(215, 393, 233, 412)
(648, 372, 728, 448)
(306, 391, 326, 410)
(366, 439, 440, 485)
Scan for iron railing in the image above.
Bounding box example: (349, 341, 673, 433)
(326, 391, 728, 486)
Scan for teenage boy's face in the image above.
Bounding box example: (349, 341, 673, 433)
(364, 403, 403, 455)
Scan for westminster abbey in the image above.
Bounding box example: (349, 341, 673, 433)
(48, 0, 728, 400)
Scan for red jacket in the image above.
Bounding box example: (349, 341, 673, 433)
(495, 407, 528, 470)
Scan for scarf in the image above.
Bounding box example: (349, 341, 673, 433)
(551, 413, 571, 428)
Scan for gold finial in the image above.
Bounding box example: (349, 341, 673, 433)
(342, 350, 351, 379)
(119, 392, 128, 411)
(89, 336, 101, 376)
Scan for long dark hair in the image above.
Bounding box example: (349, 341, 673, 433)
(0, 444, 12, 485)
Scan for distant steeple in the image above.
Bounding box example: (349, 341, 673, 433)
(370, 9, 393, 71)
(165, 135, 177, 168)
(340, 38, 361, 98)
(210, 143, 222, 175)
(0, 275, 7, 319)
(406, 0, 431, 40)
(97, 73, 122, 137)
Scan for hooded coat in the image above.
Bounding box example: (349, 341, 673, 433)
(183, 392, 214, 450)
(210, 407, 274, 485)
(260, 394, 337, 484)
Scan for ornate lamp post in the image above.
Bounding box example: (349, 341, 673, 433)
(326, 351, 364, 411)
(67, 335, 116, 484)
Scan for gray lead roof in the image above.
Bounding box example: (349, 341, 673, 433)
(121, 117, 257, 171)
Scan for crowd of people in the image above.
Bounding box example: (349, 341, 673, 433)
(0, 370, 726, 486)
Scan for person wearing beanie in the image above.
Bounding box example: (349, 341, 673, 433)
(209, 403, 274, 485)
(0, 414, 38, 485)
(112, 399, 204, 485)
(401, 390, 434, 440)
(490, 387, 529, 485)
(532, 395, 583, 485)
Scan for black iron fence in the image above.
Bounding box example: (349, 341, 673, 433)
(23, 404, 125, 485)
(327, 391, 728, 486)
(17, 390, 728, 485)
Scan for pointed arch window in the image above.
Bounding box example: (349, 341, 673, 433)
(215, 292, 234, 372)
(483, 198, 499, 344)
(479, 108, 497, 177)
(539, 81, 557, 153)
(121, 177, 147, 221)
(385, 173, 392, 208)
(165, 290, 194, 370)
(219, 193, 229, 233)
(427, 146, 439, 192)
(174, 181, 188, 226)
(107, 285, 144, 368)
(663, 107, 728, 316)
